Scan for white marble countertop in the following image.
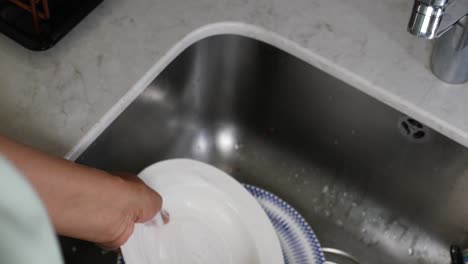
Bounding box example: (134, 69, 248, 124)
(1, 0, 467, 156)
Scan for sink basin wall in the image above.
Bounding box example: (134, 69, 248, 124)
(68, 35, 468, 264)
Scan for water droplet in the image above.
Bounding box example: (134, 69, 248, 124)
(324, 210, 331, 217)
(294, 174, 299, 178)
(361, 228, 367, 233)
(234, 144, 239, 150)
(71, 246, 77, 253)
(343, 192, 348, 197)
(336, 219, 344, 227)
(352, 202, 358, 207)
(333, 139, 339, 145)
(408, 248, 414, 256)
(322, 185, 329, 193)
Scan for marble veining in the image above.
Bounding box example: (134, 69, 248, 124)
(0, 0, 467, 156)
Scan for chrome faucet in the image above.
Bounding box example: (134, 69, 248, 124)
(408, 0, 468, 84)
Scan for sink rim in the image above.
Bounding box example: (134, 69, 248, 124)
(65, 22, 468, 161)
(69, 32, 467, 264)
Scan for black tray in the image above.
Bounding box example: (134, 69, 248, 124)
(0, 0, 103, 51)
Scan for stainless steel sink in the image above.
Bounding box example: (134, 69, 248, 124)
(63, 35, 468, 264)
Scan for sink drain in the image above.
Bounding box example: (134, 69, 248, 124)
(398, 116, 429, 143)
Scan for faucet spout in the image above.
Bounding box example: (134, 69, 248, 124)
(408, 0, 447, 39)
(408, 0, 468, 39)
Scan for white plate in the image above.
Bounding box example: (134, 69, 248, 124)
(121, 159, 283, 264)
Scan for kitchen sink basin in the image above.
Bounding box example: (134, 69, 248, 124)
(63, 35, 468, 264)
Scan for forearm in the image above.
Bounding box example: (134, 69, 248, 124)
(0, 136, 124, 236)
(0, 135, 162, 248)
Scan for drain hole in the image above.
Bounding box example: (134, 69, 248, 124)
(413, 130, 425, 139)
(401, 121, 410, 135)
(408, 118, 423, 128)
(398, 116, 429, 143)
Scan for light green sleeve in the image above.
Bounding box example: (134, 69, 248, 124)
(0, 157, 63, 264)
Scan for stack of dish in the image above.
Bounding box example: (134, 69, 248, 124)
(121, 159, 325, 264)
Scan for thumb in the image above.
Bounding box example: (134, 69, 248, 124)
(134, 187, 163, 223)
(112, 172, 163, 223)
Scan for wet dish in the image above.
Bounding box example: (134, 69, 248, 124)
(121, 159, 283, 264)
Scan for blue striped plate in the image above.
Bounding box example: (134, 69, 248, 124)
(243, 184, 326, 264)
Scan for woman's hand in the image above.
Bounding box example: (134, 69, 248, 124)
(60, 172, 162, 249)
(0, 136, 162, 248)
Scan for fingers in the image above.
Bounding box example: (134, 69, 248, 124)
(161, 209, 170, 224)
(149, 209, 170, 226)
